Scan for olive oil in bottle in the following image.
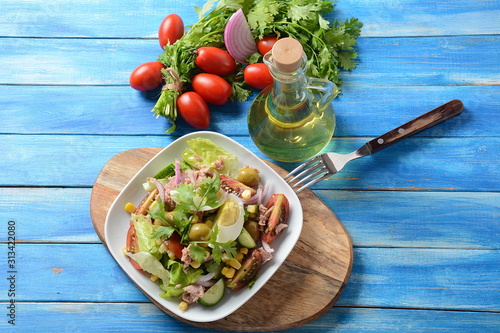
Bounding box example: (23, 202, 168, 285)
(247, 38, 338, 162)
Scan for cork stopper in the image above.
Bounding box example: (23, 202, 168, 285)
(271, 38, 304, 73)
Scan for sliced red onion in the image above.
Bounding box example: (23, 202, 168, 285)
(195, 280, 215, 288)
(195, 272, 216, 287)
(197, 272, 215, 282)
(174, 158, 181, 185)
(224, 9, 258, 64)
(151, 178, 165, 204)
(258, 182, 270, 206)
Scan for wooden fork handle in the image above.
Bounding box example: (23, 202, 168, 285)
(365, 99, 464, 154)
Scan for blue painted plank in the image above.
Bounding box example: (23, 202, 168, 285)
(1, 188, 498, 250)
(1, 244, 498, 311)
(337, 0, 500, 37)
(0, 36, 498, 86)
(1, 85, 498, 137)
(1, 0, 498, 38)
(1, 135, 499, 191)
(348, 36, 500, 87)
(339, 248, 500, 311)
(317, 190, 500, 250)
(0, 188, 100, 243)
(0, 303, 498, 332)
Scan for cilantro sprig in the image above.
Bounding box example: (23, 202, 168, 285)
(189, 222, 238, 264)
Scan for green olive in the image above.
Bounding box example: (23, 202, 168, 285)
(237, 167, 260, 187)
(189, 223, 211, 241)
(164, 211, 176, 226)
(244, 220, 260, 241)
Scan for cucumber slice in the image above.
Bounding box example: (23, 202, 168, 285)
(237, 227, 257, 248)
(199, 278, 225, 307)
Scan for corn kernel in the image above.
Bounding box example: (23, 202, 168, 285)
(242, 189, 252, 200)
(205, 220, 214, 228)
(153, 218, 164, 226)
(235, 253, 244, 262)
(149, 200, 158, 211)
(191, 214, 200, 223)
(247, 204, 258, 214)
(228, 259, 242, 270)
(124, 202, 136, 214)
(239, 247, 249, 255)
(190, 260, 201, 269)
(178, 301, 188, 311)
(221, 254, 231, 263)
(150, 274, 159, 282)
(222, 267, 236, 279)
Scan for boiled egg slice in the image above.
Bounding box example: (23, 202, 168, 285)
(214, 193, 244, 243)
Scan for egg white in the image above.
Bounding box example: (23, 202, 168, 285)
(215, 193, 245, 243)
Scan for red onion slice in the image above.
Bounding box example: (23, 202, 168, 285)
(224, 9, 258, 64)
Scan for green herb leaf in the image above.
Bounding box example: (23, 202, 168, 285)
(152, 226, 176, 242)
(189, 243, 209, 263)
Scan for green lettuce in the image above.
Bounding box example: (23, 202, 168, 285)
(159, 260, 203, 298)
(131, 214, 160, 259)
(182, 137, 239, 177)
(125, 251, 170, 283)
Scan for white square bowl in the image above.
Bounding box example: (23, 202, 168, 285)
(104, 131, 303, 322)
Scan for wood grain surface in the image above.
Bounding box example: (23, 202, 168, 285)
(90, 148, 353, 332)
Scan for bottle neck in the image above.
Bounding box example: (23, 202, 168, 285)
(271, 73, 308, 109)
(263, 53, 312, 126)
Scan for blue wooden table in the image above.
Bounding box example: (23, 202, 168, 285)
(1, 0, 499, 332)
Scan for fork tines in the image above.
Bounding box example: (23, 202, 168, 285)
(284, 155, 334, 193)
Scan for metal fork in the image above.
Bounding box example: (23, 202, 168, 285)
(285, 99, 464, 193)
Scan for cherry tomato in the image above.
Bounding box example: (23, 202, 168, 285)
(261, 194, 289, 243)
(191, 73, 232, 105)
(195, 47, 237, 76)
(177, 91, 210, 129)
(257, 36, 279, 56)
(244, 63, 273, 90)
(158, 14, 184, 49)
(129, 61, 165, 91)
(166, 233, 185, 259)
(126, 225, 142, 270)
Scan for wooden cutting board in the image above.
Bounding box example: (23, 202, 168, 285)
(90, 147, 353, 332)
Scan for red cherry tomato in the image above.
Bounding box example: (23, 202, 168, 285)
(126, 225, 142, 270)
(177, 92, 210, 129)
(191, 73, 232, 105)
(195, 47, 237, 76)
(166, 233, 185, 260)
(158, 14, 184, 49)
(129, 61, 165, 91)
(244, 63, 273, 90)
(257, 36, 279, 56)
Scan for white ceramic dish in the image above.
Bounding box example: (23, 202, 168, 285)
(104, 131, 303, 322)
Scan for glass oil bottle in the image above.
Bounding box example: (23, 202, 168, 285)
(247, 38, 338, 162)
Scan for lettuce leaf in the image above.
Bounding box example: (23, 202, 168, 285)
(159, 260, 203, 298)
(125, 251, 170, 284)
(182, 137, 239, 177)
(131, 214, 160, 259)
